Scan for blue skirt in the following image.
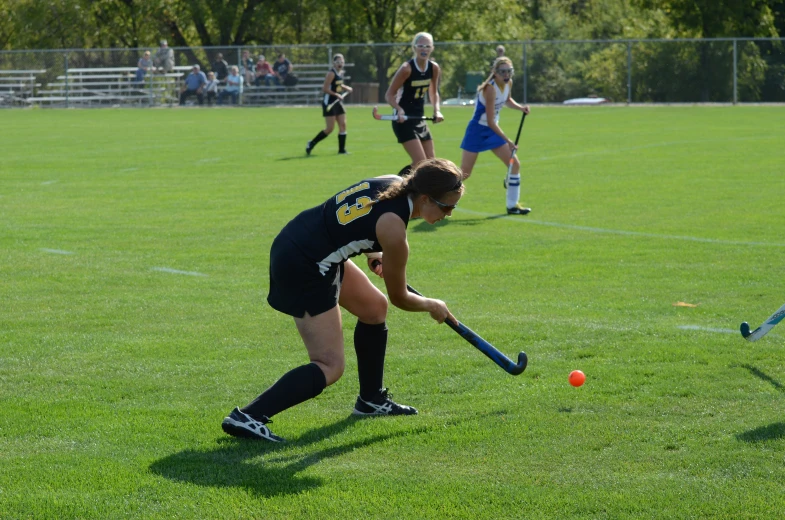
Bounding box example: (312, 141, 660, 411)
(460, 121, 506, 153)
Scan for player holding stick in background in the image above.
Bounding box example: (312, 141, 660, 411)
(306, 54, 353, 156)
(221, 159, 464, 442)
(385, 32, 444, 176)
(460, 57, 532, 215)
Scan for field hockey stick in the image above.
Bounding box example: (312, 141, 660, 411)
(740, 302, 785, 341)
(407, 284, 527, 375)
(371, 258, 527, 375)
(372, 106, 435, 122)
(326, 91, 349, 111)
(504, 112, 527, 186)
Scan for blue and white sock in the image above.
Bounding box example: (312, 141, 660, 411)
(506, 174, 521, 209)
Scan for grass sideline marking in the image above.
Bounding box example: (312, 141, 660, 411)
(151, 267, 208, 277)
(457, 209, 785, 248)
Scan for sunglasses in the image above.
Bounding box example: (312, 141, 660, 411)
(428, 196, 458, 213)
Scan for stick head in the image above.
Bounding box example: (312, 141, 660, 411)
(372, 106, 381, 120)
(509, 351, 528, 375)
(740, 322, 752, 338)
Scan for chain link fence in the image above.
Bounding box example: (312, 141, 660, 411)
(1, 38, 783, 108)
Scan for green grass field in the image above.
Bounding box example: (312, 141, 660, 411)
(2, 105, 784, 519)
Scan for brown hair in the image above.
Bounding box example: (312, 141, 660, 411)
(377, 158, 464, 202)
(477, 56, 514, 93)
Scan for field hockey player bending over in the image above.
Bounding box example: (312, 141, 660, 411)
(460, 57, 532, 215)
(222, 158, 464, 442)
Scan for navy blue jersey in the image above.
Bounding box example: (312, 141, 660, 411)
(279, 177, 412, 276)
(395, 58, 434, 117)
(327, 67, 344, 103)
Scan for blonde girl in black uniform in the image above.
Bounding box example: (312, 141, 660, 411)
(306, 54, 353, 155)
(221, 158, 463, 442)
(385, 32, 444, 172)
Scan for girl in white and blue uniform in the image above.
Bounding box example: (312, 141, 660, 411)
(460, 57, 532, 215)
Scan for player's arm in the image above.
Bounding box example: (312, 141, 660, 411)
(505, 90, 530, 114)
(430, 62, 444, 123)
(385, 63, 411, 122)
(322, 71, 336, 96)
(375, 212, 455, 324)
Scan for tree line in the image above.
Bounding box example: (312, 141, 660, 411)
(1, 1, 783, 102)
(1, 0, 782, 51)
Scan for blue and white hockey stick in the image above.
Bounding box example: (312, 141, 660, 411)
(740, 302, 785, 341)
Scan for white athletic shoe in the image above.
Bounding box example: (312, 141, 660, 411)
(221, 407, 284, 442)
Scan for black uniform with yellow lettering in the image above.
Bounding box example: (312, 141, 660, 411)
(268, 177, 411, 318)
(322, 67, 346, 117)
(392, 58, 434, 143)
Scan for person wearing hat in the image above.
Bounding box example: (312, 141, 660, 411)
(154, 39, 174, 73)
(179, 64, 207, 106)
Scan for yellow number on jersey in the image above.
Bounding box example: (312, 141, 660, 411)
(337, 196, 373, 225)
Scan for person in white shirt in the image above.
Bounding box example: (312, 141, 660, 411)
(218, 66, 243, 105)
(204, 72, 219, 106)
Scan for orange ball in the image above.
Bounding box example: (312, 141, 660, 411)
(569, 370, 586, 387)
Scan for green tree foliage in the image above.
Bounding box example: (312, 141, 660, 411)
(1, 0, 783, 101)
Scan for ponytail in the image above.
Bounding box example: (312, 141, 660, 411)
(377, 158, 464, 202)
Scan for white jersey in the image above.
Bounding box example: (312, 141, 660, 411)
(470, 80, 510, 126)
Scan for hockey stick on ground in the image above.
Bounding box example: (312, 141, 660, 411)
(326, 92, 349, 112)
(372, 106, 435, 121)
(407, 284, 527, 375)
(740, 302, 785, 341)
(504, 111, 526, 188)
(369, 259, 527, 375)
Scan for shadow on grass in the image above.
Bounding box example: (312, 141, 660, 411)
(740, 364, 785, 391)
(410, 214, 506, 233)
(276, 154, 312, 161)
(736, 423, 785, 443)
(149, 415, 428, 497)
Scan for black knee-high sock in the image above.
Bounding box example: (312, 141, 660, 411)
(354, 321, 387, 400)
(338, 133, 347, 152)
(241, 363, 327, 419)
(309, 130, 328, 149)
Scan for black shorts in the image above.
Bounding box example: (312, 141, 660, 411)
(322, 100, 346, 118)
(392, 119, 432, 144)
(267, 233, 344, 318)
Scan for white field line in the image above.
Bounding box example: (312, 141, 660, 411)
(677, 325, 737, 334)
(534, 135, 777, 162)
(456, 209, 785, 248)
(151, 267, 207, 277)
(41, 180, 58, 185)
(40, 248, 74, 255)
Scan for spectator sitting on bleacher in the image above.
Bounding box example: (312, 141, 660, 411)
(240, 50, 255, 86)
(218, 66, 243, 105)
(272, 53, 293, 88)
(180, 65, 207, 106)
(135, 51, 154, 83)
(205, 72, 219, 106)
(212, 53, 229, 85)
(154, 39, 175, 73)
(254, 55, 275, 87)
